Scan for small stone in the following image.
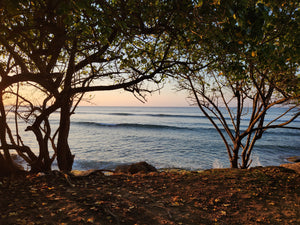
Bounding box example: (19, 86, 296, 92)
(71, 169, 97, 177)
(37, 172, 46, 177)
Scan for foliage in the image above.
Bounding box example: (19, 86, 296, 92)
(178, 0, 300, 168)
(0, 0, 193, 173)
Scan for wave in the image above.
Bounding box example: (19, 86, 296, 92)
(73, 121, 193, 131)
(73, 121, 300, 136)
(107, 112, 210, 119)
(239, 117, 300, 124)
(78, 111, 209, 119)
(106, 113, 133, 116)
(77, 110, 300, 125)
(72, 159, 119, 171)
(263, 129, 300, 137)
(146, 113, 207, 119)
(255, 144, 299, 151)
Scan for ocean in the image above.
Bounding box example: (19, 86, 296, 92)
(66, 106, 300, 171)
(10, 106, 300, 171)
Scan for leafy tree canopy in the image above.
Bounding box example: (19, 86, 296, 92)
(0, 0, 194, 172)
(193, 0, 299, 94)
(177, 0, 300, 168)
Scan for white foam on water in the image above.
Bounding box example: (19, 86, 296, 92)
(212, 159, 224, 169)
(250, 154, 262, 167)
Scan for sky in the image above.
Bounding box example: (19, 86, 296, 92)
(3, 81, 192, 107)
(80, 85, 191, 107)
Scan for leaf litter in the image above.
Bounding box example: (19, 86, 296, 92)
(1, 166, 299, 224)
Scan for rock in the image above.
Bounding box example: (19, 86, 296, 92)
(115, 161, 157, 174)
(71, 169, 97, 177)
(37, 172, 46, 177)
(280, 162, 300, 173)
(70, 169, 105, 177)
(287, 156, 300, 163)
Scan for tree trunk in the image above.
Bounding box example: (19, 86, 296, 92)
(230, 142, 240, 168)
(230, 155, 239, 168)
(0, 92, 18, 175)
(56, 99, 74, 171)
(241, 148, 251, 169)
(29, 127, 52, 172)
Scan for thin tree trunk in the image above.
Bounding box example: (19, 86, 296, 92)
(56, 38, 76, 172)
(28, 126, 52, 172)
(56, 98, 74, 171)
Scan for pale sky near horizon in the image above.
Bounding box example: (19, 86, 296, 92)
(3, 82, 192, 107)
(80, 85, 192, 107)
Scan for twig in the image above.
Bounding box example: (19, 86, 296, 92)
(104, 206, 120, 225)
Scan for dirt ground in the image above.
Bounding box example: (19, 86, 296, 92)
(1, 166, 300, 225)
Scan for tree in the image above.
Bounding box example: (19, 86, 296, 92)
(178, 0, 300, 168)
(0, 0, 192, 173)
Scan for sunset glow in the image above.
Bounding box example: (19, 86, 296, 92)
(81, 87, 190, 107)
